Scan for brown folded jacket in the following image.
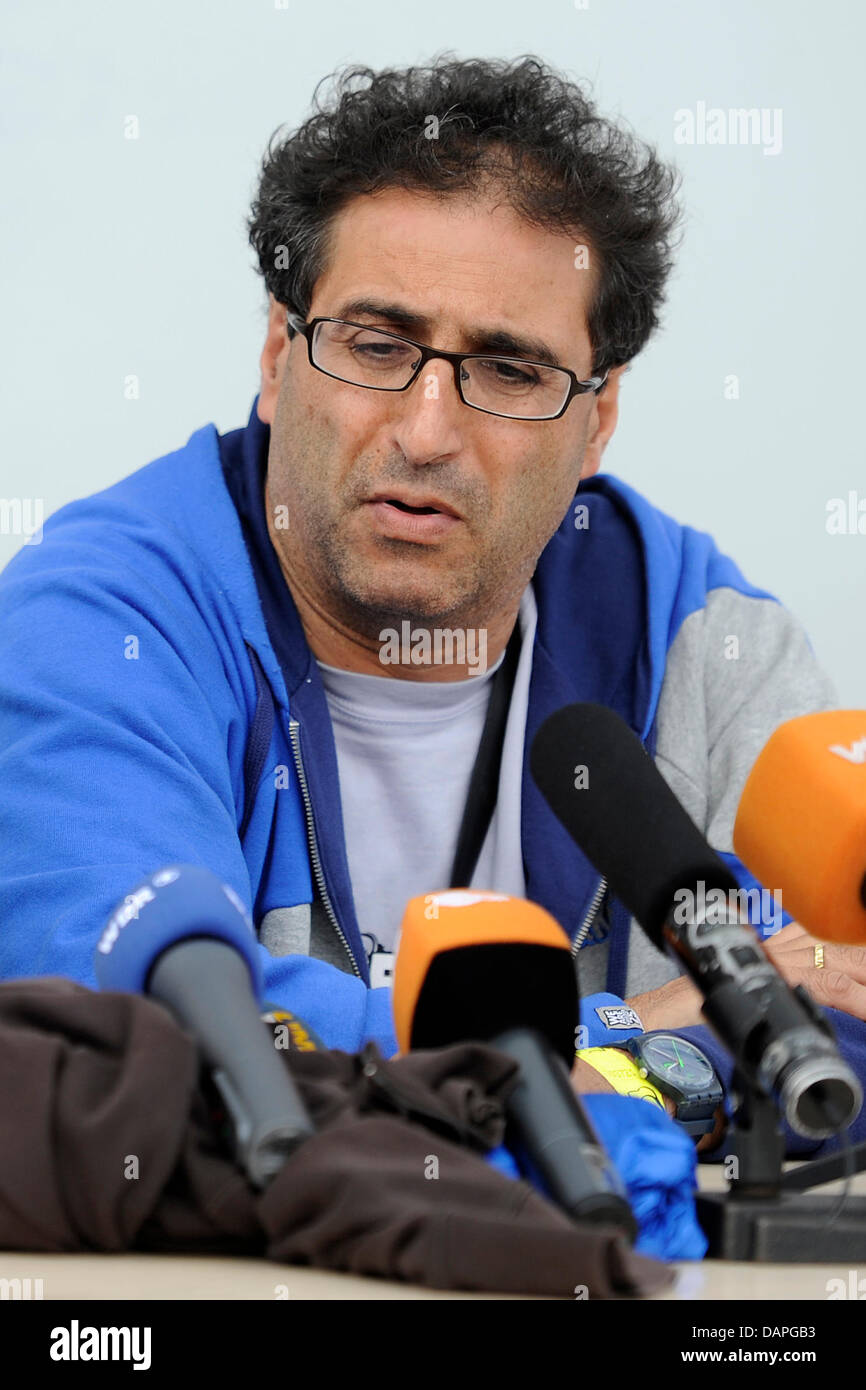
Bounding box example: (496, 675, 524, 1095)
(0, 977, 672, 1298)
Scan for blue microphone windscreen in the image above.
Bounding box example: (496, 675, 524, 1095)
(94, 864, 262, 998)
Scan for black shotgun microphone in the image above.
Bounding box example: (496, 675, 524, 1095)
(530, 703, 861, 1140)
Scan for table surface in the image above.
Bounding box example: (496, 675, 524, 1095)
(1, 1163, 861, 1301)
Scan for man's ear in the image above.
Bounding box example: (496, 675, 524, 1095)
(257, 295, 294, 425)
(580, 364, 628, 480)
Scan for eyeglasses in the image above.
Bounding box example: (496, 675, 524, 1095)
(286, 311, 608, 421)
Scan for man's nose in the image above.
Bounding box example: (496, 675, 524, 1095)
(387, 358, 466, 464)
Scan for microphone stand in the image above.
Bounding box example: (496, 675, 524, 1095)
(657, 910, 866, 1259)
(696, 1071, 866, 1261)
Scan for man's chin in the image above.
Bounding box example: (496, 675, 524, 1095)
(333, 568, 475, 629)
(324, 520, 482, 624)
(347, 589, 466, 628)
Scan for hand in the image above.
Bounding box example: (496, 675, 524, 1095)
(624, 973, 704, 1034)
(761, 920, 866, 1022)
(617, 917, 866, 1156)
(625, 920, 866, 1031)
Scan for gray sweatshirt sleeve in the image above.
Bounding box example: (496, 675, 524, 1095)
(615, 587, 838, 997)
(654, 586, 838, 855)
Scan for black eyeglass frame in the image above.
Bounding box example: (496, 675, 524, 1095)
(286, 310, 608, 420)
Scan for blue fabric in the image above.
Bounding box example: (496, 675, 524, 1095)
(257, 951, 398, 1055)
(579, 992, 648, 1048)
(586, 1095, 707, 1260)
(485, 1094, 706, 1261)
(604, 898, 633, 1001)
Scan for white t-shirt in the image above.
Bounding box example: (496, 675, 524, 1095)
(317, 583, 538, 966)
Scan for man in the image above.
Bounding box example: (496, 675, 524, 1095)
(1, 57, 863, 1157)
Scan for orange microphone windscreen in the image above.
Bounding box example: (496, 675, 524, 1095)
(392, 889, 576, 1061)
(733, 710, 866, 944)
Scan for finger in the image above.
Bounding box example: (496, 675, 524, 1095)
(771, 944, 866, 990)
(762, 920, 811, 955)
(772, 920, 810, 943)
(826, 942, 866, 986)
(796, 967, 866, 1022)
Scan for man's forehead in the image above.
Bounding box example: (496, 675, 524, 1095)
(313, 188, 595, 354)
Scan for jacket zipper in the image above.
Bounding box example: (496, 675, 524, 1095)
(288, 717, 362, 979)
(571, 876, 607, 958)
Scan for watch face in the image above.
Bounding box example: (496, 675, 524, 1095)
(641, 1035, 715, 1088)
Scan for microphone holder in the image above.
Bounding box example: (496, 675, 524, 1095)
(696, 1068, 866, 1261)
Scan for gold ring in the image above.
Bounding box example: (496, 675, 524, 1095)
(814, 945, 825, 969)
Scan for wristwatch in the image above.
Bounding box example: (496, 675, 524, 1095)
(626, 1032, 723, 1137)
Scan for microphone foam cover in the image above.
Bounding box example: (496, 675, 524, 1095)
(393, 890, 577, 1064)
(734, 710, 866, 945)
(530, 703, 738, 944)
(95, 863, 262, 998)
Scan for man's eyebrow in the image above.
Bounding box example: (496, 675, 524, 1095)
(330, 297, 565, 368)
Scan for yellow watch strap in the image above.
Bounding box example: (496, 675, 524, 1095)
(576, 1046, 667, 1111)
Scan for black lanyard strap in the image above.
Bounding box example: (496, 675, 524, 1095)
(449, 621, 523, 889)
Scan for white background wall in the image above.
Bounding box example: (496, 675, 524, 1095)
(3, 0, 864, 699)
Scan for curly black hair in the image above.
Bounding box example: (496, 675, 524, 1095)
(247, 55, 682, 377)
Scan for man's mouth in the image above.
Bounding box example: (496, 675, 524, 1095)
(368, 493, 461, 519)
(364, 495, 463, 541)
(384, 498, 440, 515)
